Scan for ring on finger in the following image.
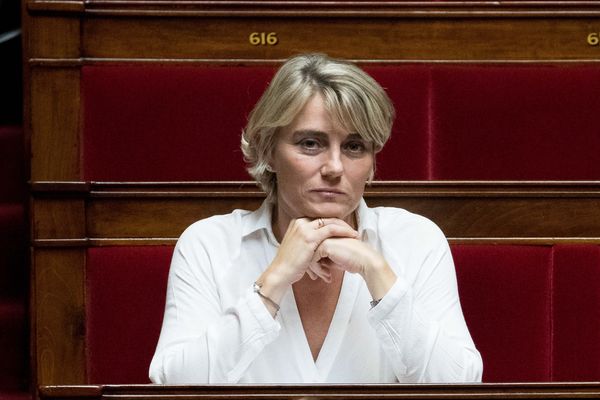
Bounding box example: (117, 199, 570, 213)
(317, 218, 325, 228)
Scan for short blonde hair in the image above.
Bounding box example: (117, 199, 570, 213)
(241, 53, 395, 202)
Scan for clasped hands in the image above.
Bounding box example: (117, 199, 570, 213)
(258, 217, 396, 305)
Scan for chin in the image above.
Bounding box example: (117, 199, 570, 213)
(306, 203, 355, 220)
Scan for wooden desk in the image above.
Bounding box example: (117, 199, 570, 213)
(39, 383, 600, 399)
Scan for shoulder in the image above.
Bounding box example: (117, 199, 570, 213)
(369, 206, 446, 241)
(367, 206, 453, 281)
(176, 208, 252, 253)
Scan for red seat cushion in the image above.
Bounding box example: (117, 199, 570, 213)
(452, 245, 553, 382)
(81, 64, 431, 181)
(430, 65, 600, 180)
(552, 245, 600, 381)
(86, 246, 173, 384)
(82, 64, 600, 182)
(85, 244, 600, 384)
(82, 65, 273, 182)
(367, 66, 430, 180)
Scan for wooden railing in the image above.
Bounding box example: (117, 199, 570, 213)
(39, 383, 600, 400)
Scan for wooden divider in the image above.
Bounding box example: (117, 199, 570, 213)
(37, 382, 600, 399)
(31, 181, 600, 246)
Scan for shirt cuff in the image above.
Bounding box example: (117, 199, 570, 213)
(367, 276, 411, 323)
(246, 285, 281, 334)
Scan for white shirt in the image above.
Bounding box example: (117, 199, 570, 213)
(149, 199, 482, 384)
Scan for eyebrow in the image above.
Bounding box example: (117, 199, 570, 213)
(292, 129, 328, 140)
(292, 130, 364, 141)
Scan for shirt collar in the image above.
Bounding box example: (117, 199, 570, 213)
(242, 197, 378, 240)
(355, 198, 378, 239)
(242, 199, 274, 238)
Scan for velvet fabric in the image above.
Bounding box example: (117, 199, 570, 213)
(81, 65, 431, 181)
(368, 67, 430, 180)
(82, 66, 274, 181)
(452, 245, 553, 382)
(552, 245, 600, 381)
(84, 244, 600, 384)
(430, 66, 600, 180)
(82, 64, 600, 182)
(86, 246, 172, 383)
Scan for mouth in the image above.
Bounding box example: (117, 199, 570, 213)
(310, 188, 346, 197)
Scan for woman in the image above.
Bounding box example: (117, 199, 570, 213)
(149, 54, 482, 384)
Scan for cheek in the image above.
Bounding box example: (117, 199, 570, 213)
(280, 156, 320, 178)
(350, 159, 374, 182)
(274, 156, 314, 192)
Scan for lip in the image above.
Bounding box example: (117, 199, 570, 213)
(310, 188, 346, 196)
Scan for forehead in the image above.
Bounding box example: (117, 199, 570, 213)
(285, 93, 358, 136)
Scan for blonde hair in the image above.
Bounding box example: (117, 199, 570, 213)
(241, 53, 395, 202)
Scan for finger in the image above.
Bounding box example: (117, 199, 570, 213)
(320, 257, 338, 270)
(312, 240, 354, 273)
(314, 224, 359, 242)
(316, 238, 368, 275)
(323, 257, 352, 272)
(306, 269, 318, 280)
(310, 242, 332, 273)
(309, 261, 332, 283)
(311, 217, 355, 230)
(311, 263, 331, 283)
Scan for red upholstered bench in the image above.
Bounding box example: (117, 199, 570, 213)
(454, 245, 600, 382)
(82, 64, 600, 182)
(86, 247, 172, 384)
(86, 244, 600, 384)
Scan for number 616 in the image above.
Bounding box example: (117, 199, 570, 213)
(249, 32, 278, 46)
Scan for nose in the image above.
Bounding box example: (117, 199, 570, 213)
(320, 149, 344, 178)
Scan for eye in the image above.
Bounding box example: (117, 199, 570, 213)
(298, 138, 323, 152)
(343, 140, 368, 155)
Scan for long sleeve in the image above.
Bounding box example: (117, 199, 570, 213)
(149, 223, 281, 384)
(367, 218, 483, 383)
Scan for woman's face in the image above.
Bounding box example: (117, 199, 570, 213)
(271, 93, 374, 224)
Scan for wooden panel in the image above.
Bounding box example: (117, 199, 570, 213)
(28, 16, 80, 58)
(86, 196, 600, 241)
(28, 182, 600, 244)
(27, 0, 600, 15)
(369, 197, 600, 239)
(33, 248, 86, 385)
(33, 198, 86, 240)
(87, 197, 262, 239)
(37, 382, 600, 400)
(30, 67, 81, 181)
(81, 17, 600, 61)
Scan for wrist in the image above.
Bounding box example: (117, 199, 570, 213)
(253, 281, 280, 317)
(257, 266, 290, 305)
(361, 258, 397, 302)
(359, 254, 387, 281)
